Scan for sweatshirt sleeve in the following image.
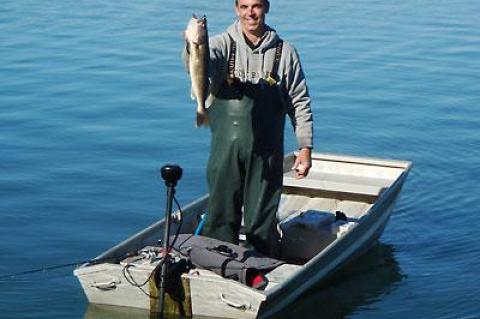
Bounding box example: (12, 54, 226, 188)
(283, 46, 314, 150)
(208, 35, 229, 92)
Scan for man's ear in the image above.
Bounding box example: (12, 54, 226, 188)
(265, 0, 270, 13)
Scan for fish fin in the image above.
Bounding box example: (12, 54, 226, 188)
(195, 111, 209, 128)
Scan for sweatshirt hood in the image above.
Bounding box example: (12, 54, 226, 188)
(227, 20, 280, 53)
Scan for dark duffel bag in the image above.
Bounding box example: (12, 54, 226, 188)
(171, 234, 283, 288)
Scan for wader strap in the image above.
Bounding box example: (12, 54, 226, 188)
(265, 40, 283, 86)
(271, 40, 284, 80)
(227, 35, 236, 82)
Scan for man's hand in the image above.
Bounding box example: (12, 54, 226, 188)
(292, 148, 312, 179)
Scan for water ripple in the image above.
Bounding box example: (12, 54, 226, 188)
(1, 0, 479, 318)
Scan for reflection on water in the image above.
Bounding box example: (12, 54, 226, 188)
(85, 305, 151, 319)
(83, 243, 402, 319)
(275, 243, 404, 319)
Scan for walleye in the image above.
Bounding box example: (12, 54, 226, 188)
(185, 15, 209, 127)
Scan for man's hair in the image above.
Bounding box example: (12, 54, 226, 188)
(235, 0, 270, 6)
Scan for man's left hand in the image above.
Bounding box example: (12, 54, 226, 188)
(292, 148, 312, 179)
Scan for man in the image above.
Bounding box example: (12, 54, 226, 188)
(184, 0, 313, 257)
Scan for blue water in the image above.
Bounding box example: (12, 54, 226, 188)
(1, 0, 479, 318)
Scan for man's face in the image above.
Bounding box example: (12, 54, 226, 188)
(235, 0, 268, 35)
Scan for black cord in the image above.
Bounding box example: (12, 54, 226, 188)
(0, 253, 131, 281)
(121, 194, 184, 295)
(170, 194, 184, 249)
(122, 261, 164, 299)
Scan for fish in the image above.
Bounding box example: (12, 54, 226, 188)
(185, 15, 209, 127)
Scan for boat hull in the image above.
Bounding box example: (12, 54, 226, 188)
(74, 152, 411, 319)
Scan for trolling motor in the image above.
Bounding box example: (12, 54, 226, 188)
(158, 164, 183, 316)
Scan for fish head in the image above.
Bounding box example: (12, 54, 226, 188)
(185, 15, 208, 44)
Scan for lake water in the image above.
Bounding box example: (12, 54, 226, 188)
(1, 0, 479, 318)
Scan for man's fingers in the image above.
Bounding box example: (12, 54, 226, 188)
(293, 162, 311, 179)
(293, 164, 306, 179)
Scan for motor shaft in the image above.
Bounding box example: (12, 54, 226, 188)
(158, 164, 182, 317)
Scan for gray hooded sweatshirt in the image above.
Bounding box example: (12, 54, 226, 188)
(185, 21, 313, 149)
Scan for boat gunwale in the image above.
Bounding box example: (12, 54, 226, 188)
(76, 153, 411, 269)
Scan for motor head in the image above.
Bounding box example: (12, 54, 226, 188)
(160, 164, 183, 187)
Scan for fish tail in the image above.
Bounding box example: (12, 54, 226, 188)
(190, 86, 196, 100)
(195, 110, 209, 127)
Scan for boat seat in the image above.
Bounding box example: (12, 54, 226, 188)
(277, 195, 337, 221)
(277, 194, 372, 221)
(283, 171, 391, 197)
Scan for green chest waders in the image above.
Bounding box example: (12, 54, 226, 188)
(202, 40, 285, 257)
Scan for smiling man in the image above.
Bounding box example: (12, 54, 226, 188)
(235, 0, 268, 43)
(183, 0, 314, 257)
